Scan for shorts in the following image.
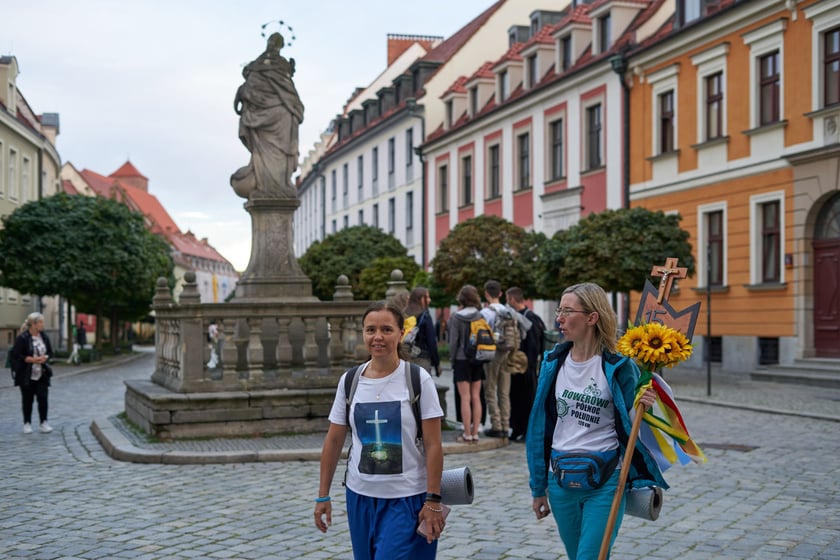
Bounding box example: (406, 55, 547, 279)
(452, 359, 486, 383)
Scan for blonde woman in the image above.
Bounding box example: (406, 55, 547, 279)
(10, 312, 54, 434)
(526, 283, 663, 559)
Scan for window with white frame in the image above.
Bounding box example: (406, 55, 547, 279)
(598, 13, 611, 54)
(758, 52, 780, 125)
(549, 119, 564, 180)
(750, 192, 784, 285)
(8, 148, 18, 201)
(21, 156, 30, 203)
(825, 26, 840, 106)
(804, 3, 840, 111)
(697, 202, 727, 287)
(692, 43, 729, 143)
(561, 36, 572, 72)
(516, 132, 530, 190)
(527, 54, 537, 88)
(743, 19, 786, 129)
(342, 163, 349, 207)
(358, 209, 364, 225)
(438, 164, 449, 213)
(331, 169, 337, 212)
(705, 72, 724, 140)
(648, 64, 679, 156)
(461, 155, 473, 206)
(488, 144, 500, 199)
(498, 70, 509, 102)
(388, 197, 396, 234)
(388, 137, 395, 189)
(357, 155, 364, 199)
(659, 91, 675, 153)
(406, 191, 414, 231)
(372, 146, 379, 195)
(585, 104, 603, 169)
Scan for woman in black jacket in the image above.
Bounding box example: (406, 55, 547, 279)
(11, 312, 54, 434)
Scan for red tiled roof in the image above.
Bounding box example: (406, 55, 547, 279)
(110, 160, 147, 180)
(61, 179, 79, 195)
(171, 230, 231, 263)
(493, 41, 526, 69)
(79, 169, 120, 198)
(115, 183, 181, 236)
(421, 0, 505, 63)
(469, 61, 496, 82)
(441, 75, 469, 97)
(523, 22, 560, 47)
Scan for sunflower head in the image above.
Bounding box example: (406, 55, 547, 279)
(618, 321, 693, 371)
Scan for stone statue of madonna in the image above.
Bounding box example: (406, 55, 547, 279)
(231, 32, 304, 199)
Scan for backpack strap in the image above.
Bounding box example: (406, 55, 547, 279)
(343, 365, 362, 432)
(405, 361, 423, 442)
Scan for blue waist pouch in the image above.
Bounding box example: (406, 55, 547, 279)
(550, 448, 619, 491)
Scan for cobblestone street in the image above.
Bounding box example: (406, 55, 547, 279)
(1, 349, 838, 559)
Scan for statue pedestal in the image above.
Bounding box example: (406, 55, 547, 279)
(234, 195, 316, 301)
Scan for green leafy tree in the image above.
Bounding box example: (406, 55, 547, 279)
(357, 256, 421, 300)
(299, 225, 409, 300)
(0, 193, 173, 346)
(430, 215, 546, 299)
(535, 207, 695, 299)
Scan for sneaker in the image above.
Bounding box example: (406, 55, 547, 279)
(23, 423, 32, 434)
(484, 429, 508, 438)
(39, 422, 53, 434)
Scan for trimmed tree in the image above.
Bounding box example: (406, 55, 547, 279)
(535, 207, 695, 299)
(0, 193, 173, 346)
(430, 215, 546, 299)
(357, 256, 421, 301)
(298, 225, 410, 300)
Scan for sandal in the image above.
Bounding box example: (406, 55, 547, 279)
(456, 433, 474, 444)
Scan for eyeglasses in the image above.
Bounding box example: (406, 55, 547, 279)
(555, 307, 590, 317)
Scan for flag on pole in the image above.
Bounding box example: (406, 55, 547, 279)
(634, 369, 706, 471)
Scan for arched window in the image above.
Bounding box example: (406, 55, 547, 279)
(815, 193, 840, 240)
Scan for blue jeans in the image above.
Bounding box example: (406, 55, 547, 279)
(547, 468, 625, 560)
(346, 488, 438, 560)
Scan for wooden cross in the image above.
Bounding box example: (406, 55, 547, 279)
(650, 257, 688, 304)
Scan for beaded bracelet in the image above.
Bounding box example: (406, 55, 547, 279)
(424, 503, 443, 513)
(425, 492, 442, 503)
(314, 496, 331, 503)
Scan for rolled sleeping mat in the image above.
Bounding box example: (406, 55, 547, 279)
(440, 466, 474, 505)
(625, 486, 663, 521)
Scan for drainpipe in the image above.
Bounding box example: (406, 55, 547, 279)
(609, 51, 631, 325)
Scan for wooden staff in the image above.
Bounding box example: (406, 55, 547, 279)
(598, 402, 646, 560)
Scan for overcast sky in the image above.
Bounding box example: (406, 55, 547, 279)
(1, 0, 493, 270)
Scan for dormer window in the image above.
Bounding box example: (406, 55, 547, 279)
(599, 13, 612, 53)
(446, 100, 454, 127)
(498, 70, 509, 102)
(561, 36, 572, 71)
(527, 54, 538, 88)
(470, 86, 478, 116)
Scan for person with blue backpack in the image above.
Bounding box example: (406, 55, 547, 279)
(315, 300, 445, 559)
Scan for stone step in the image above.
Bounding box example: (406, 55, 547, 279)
(751, 359, 840, 389)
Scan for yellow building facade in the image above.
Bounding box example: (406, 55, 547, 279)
(626, 0, 840, 371)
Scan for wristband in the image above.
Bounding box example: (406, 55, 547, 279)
(425, 492, 442, 502)
(314, 495, 331, 503)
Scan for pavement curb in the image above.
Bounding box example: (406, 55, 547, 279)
(90, 416, 509, 464)
(677, 396, 840, 422)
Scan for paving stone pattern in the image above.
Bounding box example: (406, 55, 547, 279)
(1, 348, 838, 559)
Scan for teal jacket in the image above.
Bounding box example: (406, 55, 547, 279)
(526, 341, 668, 498)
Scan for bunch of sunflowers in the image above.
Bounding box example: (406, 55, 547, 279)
(617, 322, 693, 372)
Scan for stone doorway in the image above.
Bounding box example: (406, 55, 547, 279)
(813, 193, 840, 358)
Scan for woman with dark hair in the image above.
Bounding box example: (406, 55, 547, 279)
(447, 284, 486, 443)
(10, 312, 54, 434)
(315, 301, 446, 559)
(403, 286, 440, 377)
(526, 283, 664, 559)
